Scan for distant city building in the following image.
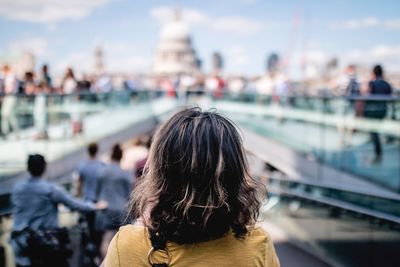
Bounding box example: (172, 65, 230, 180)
(152, 8, 201, 76)
(324, 57, 339, 79)
(196, 58, 202, 70)
(17, 51, 35, 77)
(212, 52, 223, 74)
(95, 46, 104, 75)
(266, 53, 279, 74)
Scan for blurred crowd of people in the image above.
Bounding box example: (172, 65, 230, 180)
(0, 62, 398, 164)
(148, 64, 398, 107)
(1, 61, 398, 99)
(0, 64, 115, 138)
(0, 58, 398, 267)
(11, 134, 151, 266)
(76, 136, 151, 263)
(0, 64, 117, 97)
(338, 64, 394, 163)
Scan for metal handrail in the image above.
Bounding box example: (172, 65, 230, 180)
(266, 173, 400, 202)
(268, 185, 400, 224)
(0, 89, 399, 101)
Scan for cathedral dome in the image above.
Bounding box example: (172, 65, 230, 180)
(160, 21, 189, 40)
(152, 7, 201, 76)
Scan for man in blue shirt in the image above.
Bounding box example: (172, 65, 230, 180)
(76, 142, 104, 202)
(96, 143, 133, 259)
(11, 154, 106, 267)
(75, 142, 105, 257)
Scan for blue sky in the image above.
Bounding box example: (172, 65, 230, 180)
(0, 0, 399, 77)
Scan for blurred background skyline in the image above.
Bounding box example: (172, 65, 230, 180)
(0, 0, 400, 78)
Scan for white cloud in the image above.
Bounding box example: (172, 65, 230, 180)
(150, 6, 270, 35)
(150, 6, 208, 25)
(342, 17, 380, 29)
(7, 37, 49, 56)
(345, 45, 400, 71)
(226, 45, 249, 66)
(54, 41, 151, 75)
(285, 49, 334, 79)
(347, 45, 400, 61)
(0, 0, 111, 23)
(305, 50, 329, 65)
(104, 41, 151, 72)
(46, 24, 58, 32)
(240, 0, 258, 4)
(104, 42, 142, 54)
(213, 16, 265, 35)
(291, 49, 330, 73)
(370, 45, 400, 60)
(347, 49, 364, 61)
(54, 51, 91, 74)
(332, 16, 400, 30)
(363, 17, 380, 27)
(384, 19, 400, 29)
(107, 56, 150, 73)
(284, 45, 400, 75)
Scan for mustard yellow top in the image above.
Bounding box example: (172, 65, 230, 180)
(104, 225, 280, 267)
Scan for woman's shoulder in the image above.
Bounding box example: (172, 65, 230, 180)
(247, 225, 272, 241)
(104, 224, 150, 266)
(105, 224, 279, 267)
(119, 223, 145, 231)
(250, 226, 280, 267)
(117, 224, 149, 243)
(244, 226, 278, 259)
(115, 224, 272, 246)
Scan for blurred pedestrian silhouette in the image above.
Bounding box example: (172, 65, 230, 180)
(39, 64, 52, 91)
(61, 67, 77, 94)
(96, 144, 133, 259)
(340, 64, 361, 146)
(364, 65, 393, 164)
(76, 142, 105, 258)
(1, 65, 19, 137)
(76, 142, 104, 203)
(11, 154, 106, 267)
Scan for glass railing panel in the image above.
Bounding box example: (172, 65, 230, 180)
(211, 92, 400, 192)
(325, 97, 400, 191)
(268, 177, 400, 218)
(262, 195, 400, 267)
(0, 90, 167, 182)
(214, 94, 326, 161)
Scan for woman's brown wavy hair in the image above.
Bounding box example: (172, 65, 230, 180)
(127, 108, 263, 244)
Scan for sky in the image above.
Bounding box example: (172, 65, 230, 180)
(0, 0, 399, 77)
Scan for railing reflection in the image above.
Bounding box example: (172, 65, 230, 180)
(211, 92, 400, 192)
(0, 90, 155, 137)
(0, 90, 169, 181)
(1, 90, 399, 192)
(0, 89, 399, 267)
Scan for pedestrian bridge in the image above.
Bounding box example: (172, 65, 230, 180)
(1, 91, 399, 267)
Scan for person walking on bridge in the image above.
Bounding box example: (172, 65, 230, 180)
(364, 65, 393, 164)
(96, 144, 133, 259)
(1, 65, 19, 138)
(11, 154, 107, 267)
(76, 142, 105, 258)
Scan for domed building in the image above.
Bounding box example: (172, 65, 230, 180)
(152, 9, 201, 76)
